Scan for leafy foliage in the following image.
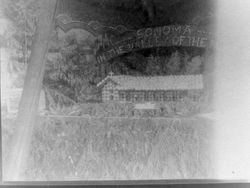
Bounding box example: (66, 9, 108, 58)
(112, 49, 204, 76)
(1, 0, 39, 89)
(43, 32, 102, 106)
(3, 0, 37, 63)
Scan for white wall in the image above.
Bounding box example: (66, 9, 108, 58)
(214, 0, 250, 180)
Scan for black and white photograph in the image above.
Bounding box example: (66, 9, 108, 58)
(0, 0, 250, 185)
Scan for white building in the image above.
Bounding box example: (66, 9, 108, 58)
(97, 73, 203, 103)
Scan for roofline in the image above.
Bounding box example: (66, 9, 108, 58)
(96, 74, 203, 88)
(97, 76, 117, 88)
(115, 88, 203, 91)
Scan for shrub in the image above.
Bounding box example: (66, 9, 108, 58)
(44, 93, 210, 118)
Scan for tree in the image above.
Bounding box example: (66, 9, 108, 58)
(44, 29, 101, 107)
(141, 0, 156, 23)
(145, 55, 162, 75)
(185, 55, 202, 74)
(6, 0, 57, 181)
(1, 0, 38, 90)
(3, 0, 37, 64)
(165, 51, 181, 74)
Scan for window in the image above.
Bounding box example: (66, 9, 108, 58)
(154, 92, 160, 101)
(164, 91, 173, 101)
(178, 90, 185, 99)
(134, 92, 139, 101)
(134, 91, 144, 102)
(109, 95, 114, 100)
(159, 91, 164, 101)
(126, 91, 131, 101)
(119, 91, 126, 101)
(172, 91, 177, 101)
(141, 92, 145, 101)
(148, 91, 154, 101)
(145, 91, 149, 101)
(130, 92, 135, 102)
(176, 90, 187, 100)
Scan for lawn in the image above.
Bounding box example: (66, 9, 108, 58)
(1, 115, 215, 180)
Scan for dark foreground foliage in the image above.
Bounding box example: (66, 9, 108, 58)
(4, 116, 216, 180)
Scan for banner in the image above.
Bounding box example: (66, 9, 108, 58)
(96, 25, 210, 63)
(55, 16, 211, 64)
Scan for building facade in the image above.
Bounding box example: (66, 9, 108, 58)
(97, 73, 203, 103)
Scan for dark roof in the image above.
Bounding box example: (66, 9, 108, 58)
(97, 75, 203, 90)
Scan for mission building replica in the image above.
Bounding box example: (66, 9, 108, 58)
(97, 72, 203, 103)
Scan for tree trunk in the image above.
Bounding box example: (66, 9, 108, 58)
(5, 0, 57, 181)
(141, 0, 155, 22)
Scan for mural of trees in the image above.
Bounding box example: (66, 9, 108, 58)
(2, 0, 214, 107)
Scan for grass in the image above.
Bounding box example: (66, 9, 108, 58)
(5, 115, 215, 180)
(2, 93, 214, 180)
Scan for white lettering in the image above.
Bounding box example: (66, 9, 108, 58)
(145, 28, 153, 37)
(163, 26, 171, 35)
